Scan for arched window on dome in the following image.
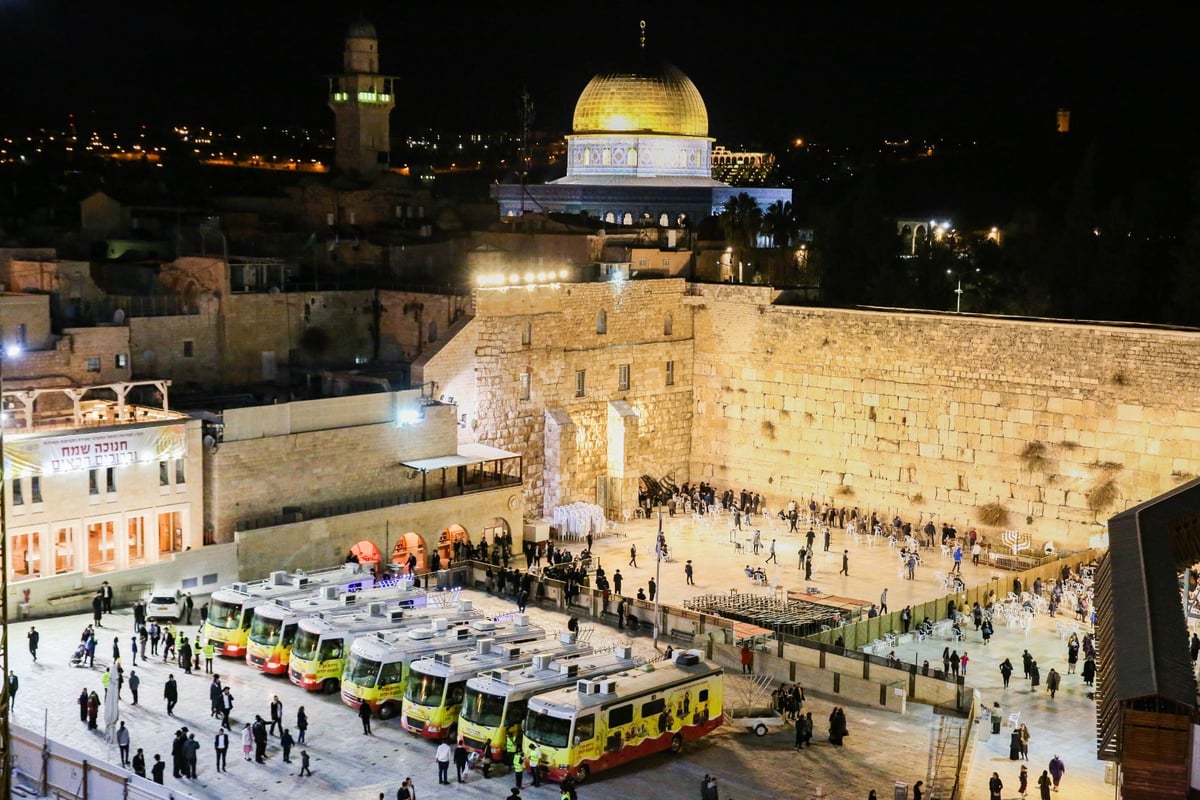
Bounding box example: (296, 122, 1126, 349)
(604, 212, 616, 224)
(664, 313, 674, 337)
(622, 213, 633, 226)
(596, 310, 607, 335)
(658, 213, 669, 227)
(583, 146, 592, 166)
(628, 148, 637, 166)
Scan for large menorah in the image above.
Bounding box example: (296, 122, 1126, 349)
(1002, 529, 1032, 555)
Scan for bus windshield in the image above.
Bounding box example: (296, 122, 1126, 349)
(461, 686, 506, 726)
(207, 599, 244, 630)
(292, 629, 320, 661)
(524, 709, 571, 748)
(345, 655, 382, 687)
(405, 673, 445, 705)
(249, 614, 283, 646)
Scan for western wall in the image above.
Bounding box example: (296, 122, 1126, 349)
(689, 284, 1200, 551)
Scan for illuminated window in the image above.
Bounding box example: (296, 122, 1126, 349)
(596, 310, 607, 335)
(87, 520, 116, 573)
(55, 526, 76, 574)
(575, 370, 586, 398)
(519, 368, 531, 401)
(128, 516, 146, 567)
(618, 364, 630, 391)
(158, 511, 183, 555)
(11, 530, 40, 579)
(115, 353, 128, 368)
(666, 360, 675, 386)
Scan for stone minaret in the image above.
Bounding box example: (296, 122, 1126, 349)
(328, 17, 397, 174)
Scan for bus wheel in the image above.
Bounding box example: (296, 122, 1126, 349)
(575, 764, 590, 783)
(322, 678, 339, 695)
(378, 701, 400, 720)
(670, 733, 683, 753)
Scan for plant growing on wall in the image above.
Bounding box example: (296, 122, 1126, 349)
(978, 502, 1009, 526)
(1087, 461, 1123, 511)
(1087, 479, 1119, 511)
(1020, 441, 1047, 472)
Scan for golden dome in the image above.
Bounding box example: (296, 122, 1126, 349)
(572, 62, 708, 137)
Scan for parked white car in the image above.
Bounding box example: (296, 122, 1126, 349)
(146, 592, 181, 622)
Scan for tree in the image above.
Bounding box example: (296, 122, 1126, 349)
(762, 200, 799, 248)
(720, 193, 763, 279)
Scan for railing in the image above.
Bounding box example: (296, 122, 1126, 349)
(235, 474, 521, 533)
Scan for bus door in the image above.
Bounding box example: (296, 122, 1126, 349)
(282, 623, 299, 648)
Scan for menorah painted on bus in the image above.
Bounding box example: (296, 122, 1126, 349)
(1002, 529, 1032, 555)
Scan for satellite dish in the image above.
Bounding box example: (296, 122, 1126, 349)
(268, 286, 281, 296)
(113, 308, 126, 324)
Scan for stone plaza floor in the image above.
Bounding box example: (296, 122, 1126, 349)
(8, 506, 1110, 799)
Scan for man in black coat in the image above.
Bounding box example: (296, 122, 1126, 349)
(252, 716, 268, 762)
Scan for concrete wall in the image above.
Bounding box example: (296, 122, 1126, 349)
(10, 541, 238, 620)
(690, 287, 1200, 550)
(206, 392, 457, 540)
(233, 487, 520, 579)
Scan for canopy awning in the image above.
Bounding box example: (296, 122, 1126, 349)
(401, 442, 520, 473)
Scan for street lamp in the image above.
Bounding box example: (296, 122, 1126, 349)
(653, 506, 663, 648)
(1, 347, 11, 800)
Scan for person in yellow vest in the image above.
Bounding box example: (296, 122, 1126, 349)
(528, 743, 543, 787)
(203, 639, 216, 674)
(511, 748, 526, 790)
(101, 667, 111, 695)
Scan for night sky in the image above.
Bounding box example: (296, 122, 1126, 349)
(0, 1, 1189, 148)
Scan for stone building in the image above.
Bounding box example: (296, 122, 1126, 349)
(1, 292, 205, 603)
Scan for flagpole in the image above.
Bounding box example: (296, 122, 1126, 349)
(653, 506, 662, 648)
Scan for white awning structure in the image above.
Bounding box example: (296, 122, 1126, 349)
(401, 443, 520, 473)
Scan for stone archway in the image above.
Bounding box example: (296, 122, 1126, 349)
(436, 524, 470, 566)
(349, 540, 382, 572)
(390, 531, 427, 573)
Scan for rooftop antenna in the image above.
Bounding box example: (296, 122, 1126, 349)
(519, 87, 535, 214)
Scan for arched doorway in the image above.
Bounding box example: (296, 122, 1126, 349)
(390, 532, 427, 573)
(348, 540, 382, 573)
(482, 517, 512, 560)
(437, 524, 469, 566)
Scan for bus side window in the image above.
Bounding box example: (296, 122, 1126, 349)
(574, 714, 594, 745)
(608, 705, 633, 727)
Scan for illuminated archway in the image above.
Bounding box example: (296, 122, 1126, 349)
(349, 540, 382, 571)
(437, 524, 470, 565)
(390, 532, 427, 573)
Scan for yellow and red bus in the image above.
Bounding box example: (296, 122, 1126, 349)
(458, 645, 642, 761)
(289, 599, 480, 694)
(400, 632, 593, 741)
(340, 614, 544, 720)
(521, 650, 724, 783)
(246, 581, 426, 676)
(201, 564, 374, 658)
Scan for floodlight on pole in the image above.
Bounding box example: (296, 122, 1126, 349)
(653, 506, 662, 648)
